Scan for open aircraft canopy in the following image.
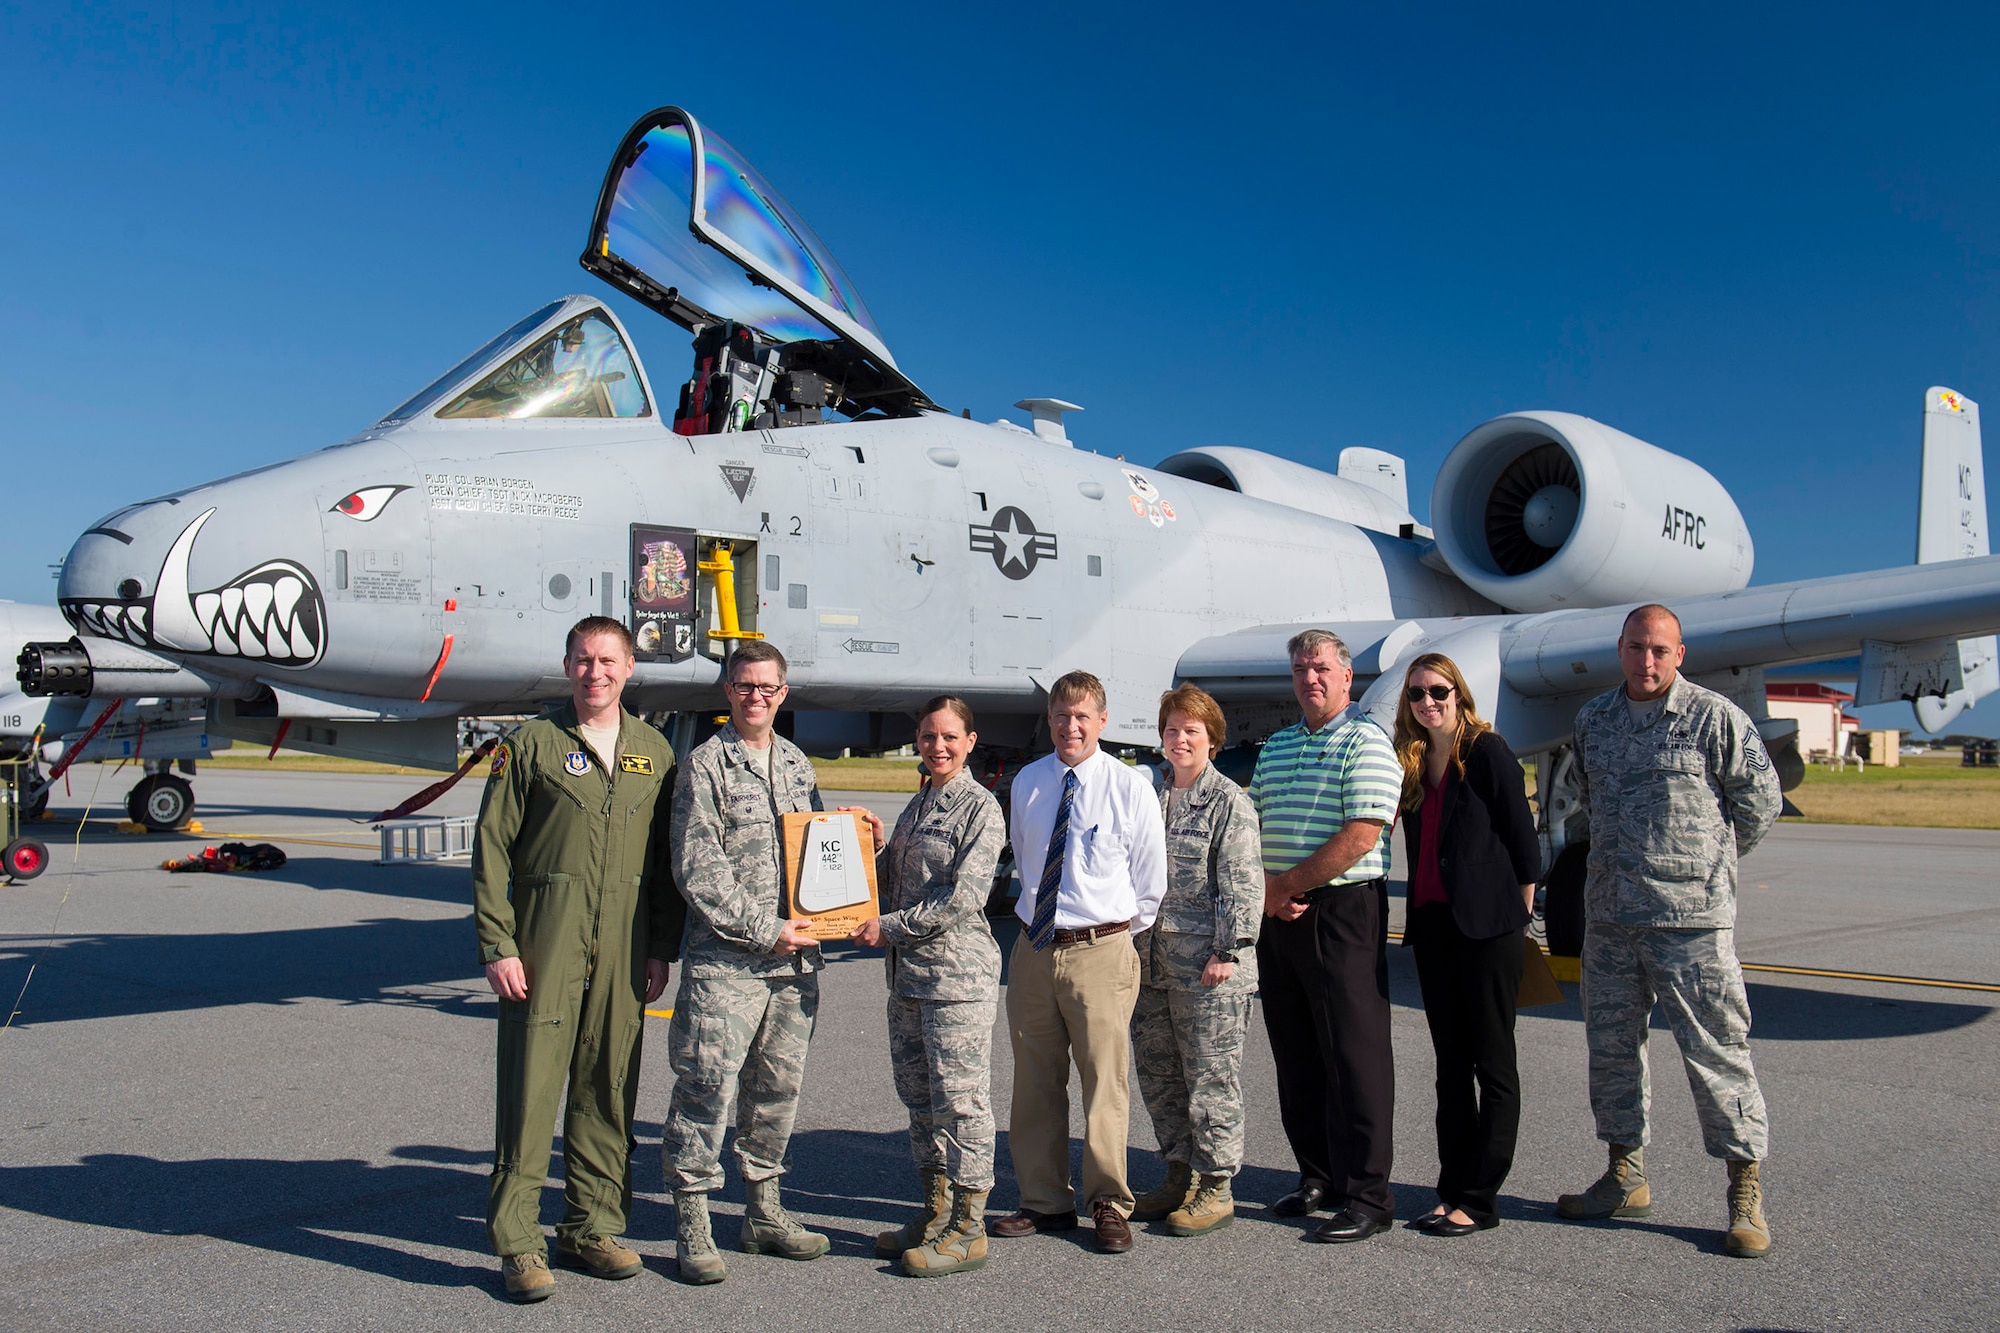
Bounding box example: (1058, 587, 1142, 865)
(581, 107, 932, 414)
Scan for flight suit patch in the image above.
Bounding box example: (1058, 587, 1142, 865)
(619, 754, 655, 775)
(490, 744, 510, 777)
(564, 752, 591, 776)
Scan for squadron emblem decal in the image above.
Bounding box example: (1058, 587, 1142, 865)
(969, 506, 1058, 580)
(1122, 469, 1176, 528)
(564, 751, 591, 776)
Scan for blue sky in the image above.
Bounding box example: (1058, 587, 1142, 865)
(4, 2, 1998, 729)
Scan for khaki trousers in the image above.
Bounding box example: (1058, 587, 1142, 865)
(1005, 929, 1141, 1217)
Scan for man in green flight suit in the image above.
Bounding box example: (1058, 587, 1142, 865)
(473, 615, 685, 1302)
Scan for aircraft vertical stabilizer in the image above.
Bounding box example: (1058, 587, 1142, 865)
(1896, 387, 1995, 731)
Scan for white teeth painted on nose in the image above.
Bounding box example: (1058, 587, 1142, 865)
(131, 606, 148, 636)
(195, 592, 221, 632)
(237, 617, 265, 657)
(221, 586, 243, 626)
(244, 582, 273, 627)
(290, 620, 314, 659)
(273, 576, 302, 625)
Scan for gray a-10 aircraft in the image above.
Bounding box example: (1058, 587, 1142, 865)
(18, 105, 2000, 874)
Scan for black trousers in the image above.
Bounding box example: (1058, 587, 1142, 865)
(1255, 878, 1395, 1222)
(1408, 904, 1523, 1226)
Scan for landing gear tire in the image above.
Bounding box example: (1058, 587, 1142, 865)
(129, 774, 196, 832)
(4, 837, 48, 881)
(25, 786, 49, 820)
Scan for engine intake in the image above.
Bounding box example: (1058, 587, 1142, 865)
(1431, 411, 1752, 613)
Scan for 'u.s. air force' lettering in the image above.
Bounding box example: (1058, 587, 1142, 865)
(969, 505, 1058, 579)
(1663, 505, 1707, 548)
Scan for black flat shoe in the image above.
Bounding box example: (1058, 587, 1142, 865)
(1271, 1181, 1331, 1217)
(1407, 1211, 1449, 1232)
(1430, 1216, 1499, 1237)
(1306, 1208, 1386, 1244)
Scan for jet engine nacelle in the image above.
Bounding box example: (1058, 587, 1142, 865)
(1430, 411, 1753, 613)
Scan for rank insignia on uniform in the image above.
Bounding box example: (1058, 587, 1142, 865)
(489, 745, 510, 777)
(619, 754, 655, 775)
(564, 751, 591, 776)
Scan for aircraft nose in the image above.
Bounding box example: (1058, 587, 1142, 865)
(58, 498, 330, 668)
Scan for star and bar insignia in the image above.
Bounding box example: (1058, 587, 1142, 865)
(968, 505, 1058, 580)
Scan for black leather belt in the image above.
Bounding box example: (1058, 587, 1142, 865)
(1048, 921, 1130, 946)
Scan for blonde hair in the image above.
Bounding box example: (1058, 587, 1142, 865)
(1393, 653, 1491, 813)
(1157, 684, 1226, 756)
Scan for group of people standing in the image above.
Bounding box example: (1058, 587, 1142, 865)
(471, 603, 1782, 1303)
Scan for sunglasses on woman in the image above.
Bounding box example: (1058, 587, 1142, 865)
(1405, 684, 1455, 703)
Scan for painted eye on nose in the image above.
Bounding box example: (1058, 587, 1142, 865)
(329, 485, 410, 522)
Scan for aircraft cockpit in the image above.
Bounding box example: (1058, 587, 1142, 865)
(579, 106, 936, 434)
(373, 299, 653, 427)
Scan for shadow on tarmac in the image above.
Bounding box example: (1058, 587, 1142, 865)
(0, 1150, 494, 1289)
(0, 912, 482, 1026)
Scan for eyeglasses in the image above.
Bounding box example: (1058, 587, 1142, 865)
(727, 682, 784, 699)
(1405, 685, 1455, 703)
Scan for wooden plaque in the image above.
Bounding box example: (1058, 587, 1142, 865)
(782, 810, 881, 941)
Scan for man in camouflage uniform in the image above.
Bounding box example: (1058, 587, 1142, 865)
(664, 641, 828, 1283)
(473, 616, 682, 1302)
(1557, 603, 1783, 1258)
(1129, 686, 1264, 1237)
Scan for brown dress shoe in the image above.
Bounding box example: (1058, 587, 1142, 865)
(1091, 1201, 1133, 1254)
(990, 1207, 1078, 1238)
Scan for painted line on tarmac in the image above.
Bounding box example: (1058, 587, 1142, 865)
(1392, 932, 1999, 995)
(199, 831, 383, 850)
(1737, 961, 2000, 993)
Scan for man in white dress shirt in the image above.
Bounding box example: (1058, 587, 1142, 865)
(990, 671, 1168, 1254)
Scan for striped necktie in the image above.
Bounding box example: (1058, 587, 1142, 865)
(1029, 769, 1077, 951)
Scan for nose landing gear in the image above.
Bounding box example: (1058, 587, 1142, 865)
(127, 771, 197, 832)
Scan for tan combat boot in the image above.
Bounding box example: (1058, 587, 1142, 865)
(1129, 1160, 1194, 1223)
(1164, 1173, 1235, 1237)
(876, 1168, 951, 1258)
(501, 1252, 555, 1303)
(1725, 1159, 1772, 1258)
(740, 1177, 831, 1260)
(674, 1190, 727, 1285)
(555, 1234, 643, 1280)
(902, 1185, 989, 1277)
(1556, 1144, 1651, 1219)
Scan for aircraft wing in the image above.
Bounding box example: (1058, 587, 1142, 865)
(1177, 551, 2000, 753)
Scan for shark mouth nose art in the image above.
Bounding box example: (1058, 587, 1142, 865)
(62, 508, 328, 668)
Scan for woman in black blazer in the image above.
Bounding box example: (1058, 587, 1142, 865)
(1394, 652, 1541, 1236)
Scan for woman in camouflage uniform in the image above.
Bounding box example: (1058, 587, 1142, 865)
(1128, 685, 1264, 1236)
(850, 696, 1005, 1277)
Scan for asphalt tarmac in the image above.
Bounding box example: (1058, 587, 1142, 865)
(1, 768, 1995, 1331)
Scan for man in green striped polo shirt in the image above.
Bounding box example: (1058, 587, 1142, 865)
(1249, 629, 1401, 1243)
